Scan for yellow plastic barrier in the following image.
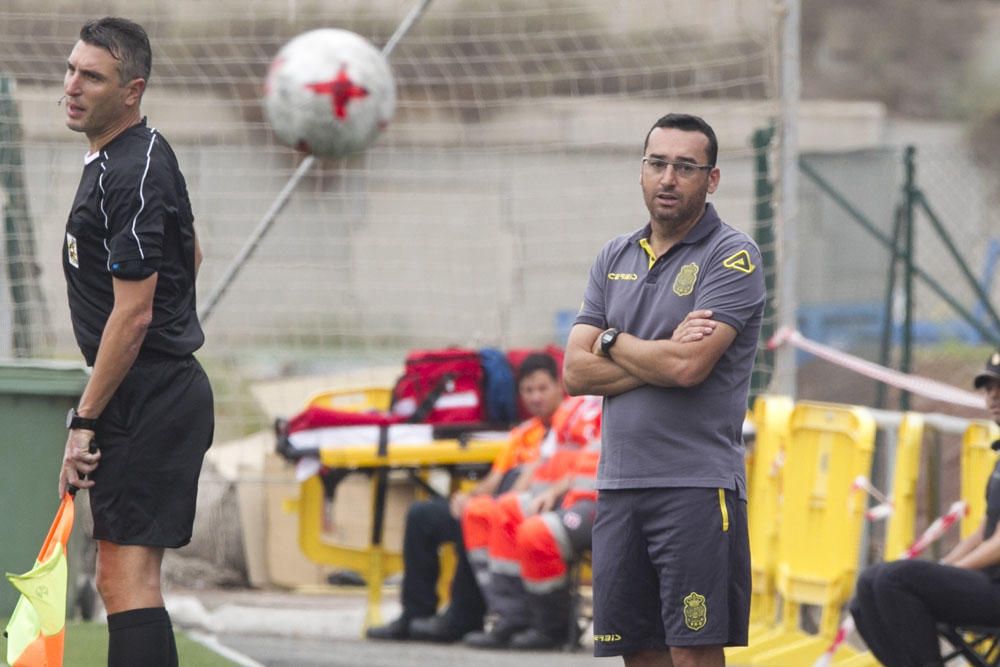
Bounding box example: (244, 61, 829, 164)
(746, 395, 794, 638)
(961, 420, 1000, 537)
(832, 413, 924, 666)
(729, 401, 875, 667)
(883, 412, 925, 561)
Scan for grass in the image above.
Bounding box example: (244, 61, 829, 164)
(1, 618, 240, 666)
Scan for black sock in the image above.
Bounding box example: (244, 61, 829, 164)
(107, 607, 178, 667)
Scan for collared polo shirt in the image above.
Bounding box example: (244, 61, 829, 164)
(63, 119, 204, 366)
(574, 203, 765, 497)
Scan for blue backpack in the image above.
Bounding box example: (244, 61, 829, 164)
(479, 348, 518, 425)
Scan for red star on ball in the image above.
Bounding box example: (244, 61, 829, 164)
(306, 64, 369, 120)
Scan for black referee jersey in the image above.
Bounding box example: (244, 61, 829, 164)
(63, 118, 204, 366)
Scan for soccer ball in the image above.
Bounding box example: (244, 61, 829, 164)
(264, 29, 396, 158)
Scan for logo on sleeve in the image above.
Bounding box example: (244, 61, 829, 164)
(683, 592, 707, 631)
(672, 263, 699, 296)
(66, 233, 79, 269)
(722, 249, 755, 274)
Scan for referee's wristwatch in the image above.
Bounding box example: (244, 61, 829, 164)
(599, 328, 621, 356)
(66, 407, 99, 431)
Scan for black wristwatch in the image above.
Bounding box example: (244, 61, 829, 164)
(599, 328, 621, 356)
(66, 407, 99, 431)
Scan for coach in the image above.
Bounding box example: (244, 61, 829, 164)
(58, 17, 212, 667)
(564, 113, 765, 667)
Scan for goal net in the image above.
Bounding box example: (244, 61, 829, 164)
(0, 0, 783, 444)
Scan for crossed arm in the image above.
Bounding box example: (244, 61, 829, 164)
(563, 309, 736, 397)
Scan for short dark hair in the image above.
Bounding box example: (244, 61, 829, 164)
(517, 352, 559, 385)
(643, 113, 718, 167)
(80, 17, 152, 85)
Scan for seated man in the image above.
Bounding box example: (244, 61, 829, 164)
(510, 423, 601, 650)
(462, 394, 602, 650)
(366, 352, 564, 642)
(850, 350, 1000, 667)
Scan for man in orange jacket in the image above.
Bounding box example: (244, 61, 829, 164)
(511, 437, 600, 649)
(367, 352, 563, 642)
(462, 394, 602, 650)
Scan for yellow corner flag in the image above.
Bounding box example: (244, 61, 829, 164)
(4, 493, 75, 667)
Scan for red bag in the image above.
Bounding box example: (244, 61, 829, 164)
(391, 348, 486, 425)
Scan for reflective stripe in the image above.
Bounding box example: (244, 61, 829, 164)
(129, 132, 158, 260)
(570, 476, 598, 491)
(524, 573, 570, 594)
(489, 557, 522, 577)
(516, 492, 534, 516)
(718, 488, 729, 532)
(541, 512, 574, 562)
(433, 390, 480, 409)
(467, 547, 489, 567)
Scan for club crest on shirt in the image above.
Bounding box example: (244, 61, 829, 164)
(683, 592, 707, 631)
(66, 232, 79, 268)
(672, 263, 699, 296)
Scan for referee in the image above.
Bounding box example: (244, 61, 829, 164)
(58, 17, 212, 667)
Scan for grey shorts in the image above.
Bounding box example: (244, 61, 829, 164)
(591, 487, 750, 656)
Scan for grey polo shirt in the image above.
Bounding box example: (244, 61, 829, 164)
(574, 203, 765, 498)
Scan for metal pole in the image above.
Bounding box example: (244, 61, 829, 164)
(901, 146, 916, 411)
(774, 0, 800, 397)
(876, 206, 904, 410)
(198, 0, 435, 323)
(382, 0, 433, 57)
(752, 125, 777, 399)
(198, 155, 314, 321)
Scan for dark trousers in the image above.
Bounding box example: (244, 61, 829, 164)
(850, 560, 1000, 667)
(401, 498, 486, 629)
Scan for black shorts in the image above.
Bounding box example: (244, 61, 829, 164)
(89, 355, 214, 548)
(591, 487, 750, 656)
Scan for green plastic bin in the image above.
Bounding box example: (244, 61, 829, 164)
(0, 359, 90, 616)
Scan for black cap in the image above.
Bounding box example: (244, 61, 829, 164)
(974, 350, 1000, 389)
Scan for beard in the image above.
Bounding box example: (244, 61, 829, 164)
(648, 190, 707, 231)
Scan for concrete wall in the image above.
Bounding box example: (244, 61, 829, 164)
(15, 95, 892, 359)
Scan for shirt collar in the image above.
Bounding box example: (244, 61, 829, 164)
(82, 117, 150, 163)
(629, 202, 722, 247)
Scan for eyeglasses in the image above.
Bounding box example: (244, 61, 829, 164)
(641, 157, 713, 179)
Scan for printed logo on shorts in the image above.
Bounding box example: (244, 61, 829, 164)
(593, 633, 622, 643)
(672, 263, 699, 296)
(683, 592, 707, 631)
(66, 232, 79, 268)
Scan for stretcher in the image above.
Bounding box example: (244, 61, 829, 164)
(275, 386, 508, 628)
